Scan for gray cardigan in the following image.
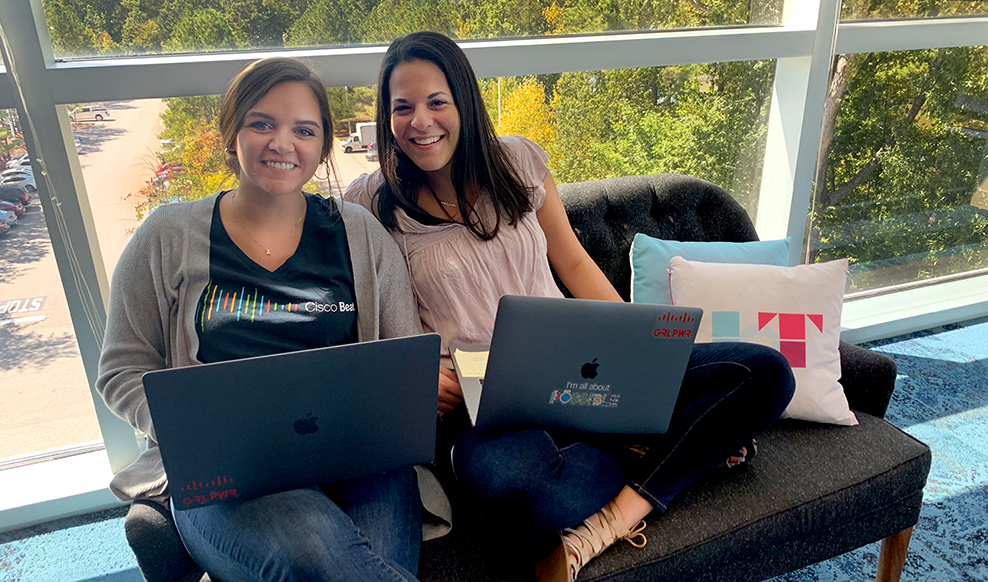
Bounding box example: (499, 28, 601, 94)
(96, 193, 451, 539)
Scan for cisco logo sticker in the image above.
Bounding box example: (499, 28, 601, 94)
(653, 310, 695, 338)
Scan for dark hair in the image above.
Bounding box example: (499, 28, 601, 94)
(219, 58, 335, 178)
(375, 32, 532, 240)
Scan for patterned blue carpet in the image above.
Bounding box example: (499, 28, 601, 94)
(2, 317, 987, 581)
(770, 316, 988, 582)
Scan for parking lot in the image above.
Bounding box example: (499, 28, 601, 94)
(0, 99, 164, 461)
(0, 102, 381, 462)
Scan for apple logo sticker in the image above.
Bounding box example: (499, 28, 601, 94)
(293, 413, 319, 436)
(581, 358, 599, 379)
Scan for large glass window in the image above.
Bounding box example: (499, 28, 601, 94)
(807, 46, 988, 294)
(841, 0, 988, 21)
(43, 0, 784, 60)
(0, 109, 103, 465)
(80, 63, 773, 237)
(486, 62, 775, 219)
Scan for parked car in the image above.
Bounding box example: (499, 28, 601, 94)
(365, 142, 378, 162)
(68, 106, 109, 122)
(2, 168, 31, 178)
(0, 200, 26, 217)
(0, 185, 30, 206)
(0, 219, 10, 237)
(5, 158, 32, 172)
(6, 153, 28, 169)
(1, 173, 36, 192)
(152, 162, 185, 185)
(1, 209, 17, 227)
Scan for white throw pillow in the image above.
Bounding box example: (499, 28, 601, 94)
(668, 256, 857, 426)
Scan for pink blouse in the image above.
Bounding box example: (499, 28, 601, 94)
(344, 136, 564, 365)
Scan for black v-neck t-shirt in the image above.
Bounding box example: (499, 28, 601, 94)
(195, 192, 357, 363)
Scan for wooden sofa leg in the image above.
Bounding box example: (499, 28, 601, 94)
(876, 527, 913, 582)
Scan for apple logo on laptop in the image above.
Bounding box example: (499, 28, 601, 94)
(581, 358, 599, 379)
(294, 413, 319, 436)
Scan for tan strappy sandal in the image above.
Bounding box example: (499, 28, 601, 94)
(535, 500, 648, 582)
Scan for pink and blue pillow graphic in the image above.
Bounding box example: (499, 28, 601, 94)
(711, 312, 824, 369)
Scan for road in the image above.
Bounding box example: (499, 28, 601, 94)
(322, 142, 380, 195)
(0, 104, 378, 461)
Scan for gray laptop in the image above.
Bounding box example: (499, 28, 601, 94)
(450, 296, 700, 434)
(143, 334, 440, 510)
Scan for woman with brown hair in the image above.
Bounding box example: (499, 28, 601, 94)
(346, 32, 794, 582)
(97, 57, 442, 581)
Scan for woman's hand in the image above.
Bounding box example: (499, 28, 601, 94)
(438, 366, 464, 417)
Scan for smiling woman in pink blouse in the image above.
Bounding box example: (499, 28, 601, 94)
(345, 32, 795, 582)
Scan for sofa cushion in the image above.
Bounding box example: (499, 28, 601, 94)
(418, 413, 931, 582)
(668, 257, 856, 426)
(630, 234, 790, 305)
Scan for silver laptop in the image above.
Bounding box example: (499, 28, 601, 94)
(143, 334, 440, 510)
(450, 296, 700, 434)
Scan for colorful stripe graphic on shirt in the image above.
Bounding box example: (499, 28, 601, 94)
(198, 280, 302, 331)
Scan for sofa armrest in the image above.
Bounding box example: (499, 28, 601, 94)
(838, 340, 897, 419)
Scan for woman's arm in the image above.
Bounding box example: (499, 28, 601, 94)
(96, 223, 171, 441)
(537, 173, 623, 302)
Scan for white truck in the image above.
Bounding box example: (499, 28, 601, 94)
(340, 122, 376, 153)
(68, 106, 110, 122)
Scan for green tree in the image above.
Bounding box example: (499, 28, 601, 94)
(163, 7, 244, 53)
(453, 0, 550, 38)
(138, 95, 229, 215)
(43, 0, 127, 55)
(44, 0, 96, 53)
(284, 0, 373, 47)
(549, 71, 619, 182)
(363, 0, 456, 44)
(219, 0, 311, 48)
(809, 46, 988, 289)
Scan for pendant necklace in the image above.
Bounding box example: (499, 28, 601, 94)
(232, 191, 305, 257)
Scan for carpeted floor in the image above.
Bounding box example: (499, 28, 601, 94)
(2, 317, 987, 581)
(769, 316, 988, 582)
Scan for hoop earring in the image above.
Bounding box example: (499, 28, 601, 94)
(314, 161, 329, 181)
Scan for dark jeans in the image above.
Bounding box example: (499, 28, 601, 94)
(172, 468, 422, 582)
(444, 342, 795, 533)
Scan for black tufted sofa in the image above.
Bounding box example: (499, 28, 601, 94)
(124, 174, 931, 582)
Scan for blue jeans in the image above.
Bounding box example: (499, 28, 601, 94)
(445, 342, 795, 533)
(172, 467, 422, 582)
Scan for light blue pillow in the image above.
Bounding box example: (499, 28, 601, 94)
(630, 233, 790, 305)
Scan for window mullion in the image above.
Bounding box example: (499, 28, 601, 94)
(757, 0, 841, 265)
(0, 0, 140, 473)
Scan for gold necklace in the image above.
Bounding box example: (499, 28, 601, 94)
(232, 191, 305, 257)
